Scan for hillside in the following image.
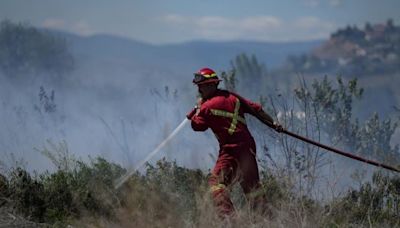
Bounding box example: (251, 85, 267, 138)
(267, 20, 400, 122)
(62, 32, 323, 73)
(284, 19, 400, 76)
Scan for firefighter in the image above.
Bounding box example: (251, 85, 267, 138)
(186, 67, 283, 218)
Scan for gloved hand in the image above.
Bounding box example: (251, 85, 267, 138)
(186, 98, 203, 120)
(273, 122, 284, 133)
(186, 108, 197, 120)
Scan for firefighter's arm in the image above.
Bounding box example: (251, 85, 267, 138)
(256, 109, 283, 133)
(186, 98, 202, 120)
(256, 109, 274, 125)
(239, 95, 283, 132)
(189, 111, 208, 131)
(186, 99, 209, 131)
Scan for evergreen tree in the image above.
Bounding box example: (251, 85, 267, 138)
(0, 20, 73, 81)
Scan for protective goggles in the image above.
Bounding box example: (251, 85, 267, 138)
(193, 73, 217, 84)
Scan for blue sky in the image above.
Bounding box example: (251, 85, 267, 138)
(1, 0, 399, 44)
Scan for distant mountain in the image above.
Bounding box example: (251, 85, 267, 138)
(158, 40, 324, 70)
(58, 31, 323, 73)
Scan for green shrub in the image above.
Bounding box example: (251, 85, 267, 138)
(4, 157, 125, 225)
(118, 158, 207, 226)
(326, 172, 400, 226)
(0, 173, 8, 205)
(8, 168, 46, 222)
(3, 157, 400, 227)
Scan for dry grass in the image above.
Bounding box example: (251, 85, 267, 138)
(1, 157, 399, 228)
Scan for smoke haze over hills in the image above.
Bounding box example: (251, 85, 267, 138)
(0, 23, 398, 184)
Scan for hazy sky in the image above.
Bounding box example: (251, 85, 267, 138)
(1, 0, 399, 44)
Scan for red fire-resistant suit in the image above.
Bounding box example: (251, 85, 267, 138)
(188, 89, 264, 217)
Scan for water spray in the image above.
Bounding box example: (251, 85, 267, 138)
(114, 93, 399, 190)
(114, 118, 189, 189)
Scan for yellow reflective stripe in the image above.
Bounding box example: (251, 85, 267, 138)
(210, 110, 246, 125)
(237, 116, 246, 124)
(211, 109, 233, 119)
(210, 183, 226, 192)
(228, 99, 241, 135)
(203, 73, 217, 78)
(209, 98, 246, 135)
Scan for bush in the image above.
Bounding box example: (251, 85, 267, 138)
(326, 172, 400, 226)
(116, 158, 208, 227)
(8, 168, 46, 222)
(2, 157, 400, 227)
(4, 157, 125, 225)
(0, 173, 8, 205)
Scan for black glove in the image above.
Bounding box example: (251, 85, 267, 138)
(273, 122, 284, 133)
(186, 108, 197, 120)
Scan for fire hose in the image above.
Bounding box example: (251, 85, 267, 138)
(226, 92, 400, 174)
(115, 95, 398, 189)
(280, 128, 400, 173)
(188, 102, 400, 173)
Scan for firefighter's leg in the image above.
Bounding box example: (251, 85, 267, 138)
(208, 154, 238, 218)
(238, 147, 268, 214)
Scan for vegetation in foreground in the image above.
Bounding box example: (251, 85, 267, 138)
(0, 154, 399, 228)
